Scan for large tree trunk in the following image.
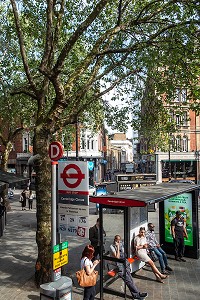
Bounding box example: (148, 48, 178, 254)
(33, 127, 52, 287)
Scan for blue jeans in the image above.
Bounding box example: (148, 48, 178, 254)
(151, 247, 168, 271)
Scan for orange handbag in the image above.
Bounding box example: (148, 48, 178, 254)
(76, 269, 98, 287)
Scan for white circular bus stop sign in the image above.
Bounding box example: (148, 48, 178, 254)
(49, 141, 63, 161)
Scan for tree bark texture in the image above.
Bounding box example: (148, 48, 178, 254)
(33, 127, 52, 286)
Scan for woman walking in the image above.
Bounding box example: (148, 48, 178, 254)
(134, 227, 168, 283)
(20, 189, 27, 210)
(28, 190, 34, 210)
(80, 245, 100, 300)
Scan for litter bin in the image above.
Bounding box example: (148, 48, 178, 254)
(40, 276, 72, 300)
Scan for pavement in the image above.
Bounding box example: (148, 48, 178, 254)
(0, 189, 200, 300)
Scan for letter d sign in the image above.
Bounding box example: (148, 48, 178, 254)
(49, 141, 64, 161)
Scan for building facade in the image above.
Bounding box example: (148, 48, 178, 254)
(139, 86, 200, 184)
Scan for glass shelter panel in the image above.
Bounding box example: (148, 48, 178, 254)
(102, 208, 125, 256)
(101, 207, 127, 299)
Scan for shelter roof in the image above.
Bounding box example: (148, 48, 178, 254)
(89, 183, 199, 207)
(0, 170, 29, 184)
(0, 181, 7, 193)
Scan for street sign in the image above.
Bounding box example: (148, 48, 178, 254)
(60, 164, 85, 188)
(58, 161, 89, 238)
(53, 241, 68, 253)
(53, 248, 68, 270)
(49, 141, 63, 161)
(88, 161, 94, 171)
(53, 241, 68, 270)
(58, 161, 89, 193)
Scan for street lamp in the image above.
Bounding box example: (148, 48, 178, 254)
(195, 150, 200, 184)
(168, 133, 173, 181)
(75, 119, 79, 161)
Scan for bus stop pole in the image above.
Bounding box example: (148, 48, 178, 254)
(51, 161, 58, 281)
(99, 205, 103, 300)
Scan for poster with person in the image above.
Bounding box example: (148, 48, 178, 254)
(164, 193, 193, 246)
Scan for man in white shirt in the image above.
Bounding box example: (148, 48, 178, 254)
(146, 223, 173, 275)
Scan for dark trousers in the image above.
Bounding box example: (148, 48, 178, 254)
(28, 200, 33, 210)
(174, 237, 185, 258)
(83, 286, 96, 300)
(118, 262, 140, 298)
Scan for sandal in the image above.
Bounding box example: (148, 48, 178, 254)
(155, 274, 164, 283)
(160, 274, 168, 279)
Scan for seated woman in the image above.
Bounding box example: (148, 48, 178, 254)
(134, 227, 168, 283)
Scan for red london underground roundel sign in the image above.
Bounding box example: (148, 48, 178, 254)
(49, 141, 63, 161)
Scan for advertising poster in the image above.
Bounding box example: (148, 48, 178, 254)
(164, 193, 193, 246)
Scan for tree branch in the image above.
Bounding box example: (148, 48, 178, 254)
(10, 0, 38, 96)
(97, 20, 200, 55)
(52, 0, 111, 76)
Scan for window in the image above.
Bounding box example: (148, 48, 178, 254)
(81, 134, 85, 149)
(87, 138, 90, 150)
(181, 89, 187, 102)
(169, 135, 175, 151)
(182, 136, 188, 152)
(175, 136, 181, 151)
(182, 112, 188, 126)
(176, 114, 180, 126)
(175, 88, 187, 102)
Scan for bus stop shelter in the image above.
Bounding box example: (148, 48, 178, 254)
(90, 182, 199, 300)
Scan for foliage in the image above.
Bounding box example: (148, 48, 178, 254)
(0, 0, 199, 285)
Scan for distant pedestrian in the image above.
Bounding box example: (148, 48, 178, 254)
(146, 223, 173, 274)
(171, 211, 188, 262)
(20, 189, 27, 210)
(28, 190, 34, 210)
(89, 218, 106, 261)
(80, 245, 100, 300)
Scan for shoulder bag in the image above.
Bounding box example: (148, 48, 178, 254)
(76, 258, 98, 287)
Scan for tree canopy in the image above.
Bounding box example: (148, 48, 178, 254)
(0, 0, 199, 285)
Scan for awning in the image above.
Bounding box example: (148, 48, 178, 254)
(89, 183, 199, 207)
(0, 170, 29, 184)
(0, 181, 7, 193)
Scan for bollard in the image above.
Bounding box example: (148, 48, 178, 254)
(40, 276, 72, 300)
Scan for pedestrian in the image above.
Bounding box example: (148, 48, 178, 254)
(134, 227, 168, 283)
(110, 234, 148, 300)
(171, 210, 188, 262)
(28, 190, 34, 210)
(80, 245, 100, 300)
(89, 218, 106, 261)
(20, 189, 27, 210)
(146, 223, 173, 274)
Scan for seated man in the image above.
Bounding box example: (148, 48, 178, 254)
(110, 234, 148, 300)
(146, 223, 173, 274)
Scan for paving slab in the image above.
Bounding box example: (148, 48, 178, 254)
(0, 189, 199, 300)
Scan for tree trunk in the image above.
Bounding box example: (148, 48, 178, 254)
(33, 127, 52, 287)
(0, 142, 13, 209)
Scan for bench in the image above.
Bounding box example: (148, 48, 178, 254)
(107, 257, 139, 277)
